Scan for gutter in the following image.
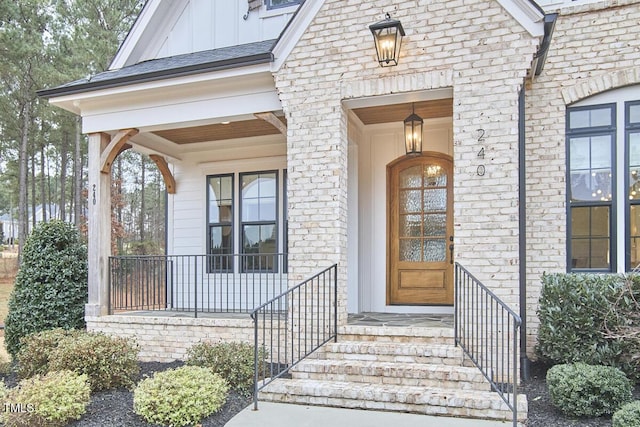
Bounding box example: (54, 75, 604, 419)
(533, 13, 558, 77)
(519, 85, 530, 381)
(37, 52, 274, 99)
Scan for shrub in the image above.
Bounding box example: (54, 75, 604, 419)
(536, 274, 625, 364)
(3, 370, 90, 427)
(547, 363, 632, 417)
(16, 329, 139, 391)
(186, 341, 266, 395)
(5, 220, 87, 357)
(16, 328, 83, 379)
(613, 401, 640, 427)
(133, 366, 228, 427)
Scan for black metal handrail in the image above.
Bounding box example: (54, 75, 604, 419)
(251, 263, 338, 410)
(454, 263, 522, 427)
(108, 253, 287, 316)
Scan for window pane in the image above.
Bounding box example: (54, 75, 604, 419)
(424, 213, 446, 237)
(569, 137, 590, 170)
(591, 108, 613, 127)
(630, 206, 640, 268)
(400, 190, 421, 213)
(424, 165, 446, 187)
(210, 226, 232, 252)
(629, 104, 640, 125)
(400, 166, 422, 188)
(243, 224, 277, 253)
(424, 239, 446, 262)
(630, 133, 640, 166)
(569, 107, 612, 129)
(242, 172, 277, 222)
(400, 214, 421, 237)
(590, 135, 612, 168)
(399, 239, 421, 262)
(424, 189, 446, 212)
(208, 176, 232, 223)
(570, 206, 610, 270)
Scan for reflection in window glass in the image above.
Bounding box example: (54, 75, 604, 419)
(630, 104, 640, 125)
(569, 107, 612, 130)
(241, 172, 278, 272)
(267, 0, 300, 9)
(207, 175, 233, 271)
(567, 104, 614, 272)
(570, 206, 610, 269)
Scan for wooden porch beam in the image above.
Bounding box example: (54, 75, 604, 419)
(149, 154, 176, 194)
(99, 128, 139, 174)
(254, 112, 287, 136)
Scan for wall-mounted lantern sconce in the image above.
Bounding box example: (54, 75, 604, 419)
(369, 13, 405, 67)
(404, 103, 423, 155)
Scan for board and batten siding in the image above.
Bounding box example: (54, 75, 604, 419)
(153, 0, 297, 60)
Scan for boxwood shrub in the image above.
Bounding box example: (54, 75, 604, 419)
(535, 272, 640, 379)
(3, 370, 91, 427)
(613, 401, 640, 427)
(547, 363, 632, 418)
(133, 366, 228, 427)
(186, 341, 266, 395)
(16, 328, 139, 391)
(4, 220, 87, 357)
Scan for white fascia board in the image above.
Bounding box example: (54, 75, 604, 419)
(81, 88, 281, 134)
(496, 0, 545, 38)
(271, 0, 326, 72)
(48, 66, 280, 134)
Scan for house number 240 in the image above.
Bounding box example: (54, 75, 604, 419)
(476, 129, 486, 176)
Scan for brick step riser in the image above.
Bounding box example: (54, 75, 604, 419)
(258, 389, 524, 423)
(290, 371, 491, 391)
(319, 353, 464, 365)
(337, 335, 455, 345)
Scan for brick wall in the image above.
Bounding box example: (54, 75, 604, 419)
(525, 0, 640, 355)
(86, 315, 256, 362)
(275, 0, 539, 324)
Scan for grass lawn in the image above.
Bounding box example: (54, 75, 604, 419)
(0, 276, 15, 361)
(0, 278, 14, 326)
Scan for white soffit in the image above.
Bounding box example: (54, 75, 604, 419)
(271, 0, 326, 72)
(496, 0, 545, 38)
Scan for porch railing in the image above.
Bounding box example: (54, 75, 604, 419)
(454, 263, 521, 427)
(108, 253, 287, 316)
(251, 263, 338, 410)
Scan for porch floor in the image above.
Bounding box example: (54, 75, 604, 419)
(347, 312, 453, 328)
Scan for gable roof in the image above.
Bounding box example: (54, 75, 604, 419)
(39, 0, 551, 100)
(38, 39, 275, 98)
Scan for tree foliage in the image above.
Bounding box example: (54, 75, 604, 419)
(4, 220, 87, 357)
(0, 0, 164, 256)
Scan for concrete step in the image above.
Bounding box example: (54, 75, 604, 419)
(337, 325, 455, 345)
(290, 359, 491, 391)
(316, 341, 465, 365)
(259, 378, 527, 423)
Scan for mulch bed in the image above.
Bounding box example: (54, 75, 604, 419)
(522, 361, 640, 427)
(2, 361, 252, 427)
(2, 359, 638, 426)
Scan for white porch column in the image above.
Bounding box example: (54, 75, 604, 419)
(85, 132, 112, 317)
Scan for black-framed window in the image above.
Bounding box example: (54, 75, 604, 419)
(207, 174, 233, 271)
(626, 101, 640, 269)
(241, 171, 278, 271)
(266, 0, 301, 10)
(566, 104, 616, 271)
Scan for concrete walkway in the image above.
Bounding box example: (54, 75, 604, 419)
(225, 402, 513, 427)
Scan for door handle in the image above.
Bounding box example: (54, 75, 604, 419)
(449, 236, 454, 264)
